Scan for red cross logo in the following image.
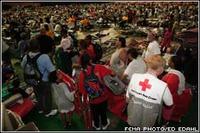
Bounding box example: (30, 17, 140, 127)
(139, 79, 152, 91)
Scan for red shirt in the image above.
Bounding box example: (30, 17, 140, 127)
(78, 51, 89, 65)
(161, 29, 173, 47)
(162, 73, 179, 96)
(78, 64, 112, 104)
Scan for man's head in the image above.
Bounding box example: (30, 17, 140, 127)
(29, 38, 40, 53)
(168, 56, 182, 71)
(127, 48, 139, 61)
(37, 34, 54, 54)
(116, 37, 126, 48)
(145, 55, 165, 76)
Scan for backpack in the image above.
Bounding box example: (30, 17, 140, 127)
(23, 53, 42, 85)
(92, 42, 103, 63)
(54, 34, 61, 46)
(103, 75, 126, 95)
(55, 48, 70, 74)
(83, 65, 104, 99)
(55, 48, 63, 70)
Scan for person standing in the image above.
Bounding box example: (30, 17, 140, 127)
(78, 53, 113, 130)
(126, 55, 173, 127)
(56, 29, 79, 76)
(85, 35, 96, 62)
(161, 56, 191, 123)
(144, 32, 161, 59)
(110, 37, 128, 76)
(122, 48, 147, 83)
(160, 26, 173, 53)
(18, 32, 29, 59)
(50, 71, 75, 127)
(21, 38, 57, 117)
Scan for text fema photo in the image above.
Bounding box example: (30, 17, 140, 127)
(124, 126, 198, 132)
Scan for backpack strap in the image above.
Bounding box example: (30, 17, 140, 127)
(90, 65, 104, 90)
(82, 65, 95, 77)
(25, 54, 31, 66)
(90, 65, 96, 77)
(32, 53, 42, 63)
(82, 65, 104, 91)
(82, 65, 94, 82)
(31, 53, 43, 79)
(25, 53, 42, 65)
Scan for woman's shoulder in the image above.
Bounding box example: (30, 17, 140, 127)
(38, 54, 50, 60)
(120, 47, 127, 52)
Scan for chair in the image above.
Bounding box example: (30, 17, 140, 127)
(3, 93, 35, 118)
(2, 94, 39, 131)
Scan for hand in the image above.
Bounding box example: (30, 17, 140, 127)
(111, 70, 116, 76)
(72, 64, 81, 69)
(125, 96, 129, 103)
(72, 91, 76, 95)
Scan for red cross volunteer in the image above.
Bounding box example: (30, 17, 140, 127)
(126, 55, 173, 128)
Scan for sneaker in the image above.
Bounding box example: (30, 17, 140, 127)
(102, 119, 110, 130)
(38, 110, 43, 114)
(92, 121, 101, 130)
(64, 122, 72, 128)
(45, 109, 58, 117)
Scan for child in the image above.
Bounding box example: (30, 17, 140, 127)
(79, 53, 112, 130)
(49, 71, 75, 127)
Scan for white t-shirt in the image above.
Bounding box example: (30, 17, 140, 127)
(110, 49, 126, 75)
(124, 56, 147, 80)
(110, 49, 120, 66)
(126, 73, 173, 106)
(145, 40, 161, 58)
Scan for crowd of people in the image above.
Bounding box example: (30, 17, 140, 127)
(2, 2, 198, 36)
(2, 2, 198, 131)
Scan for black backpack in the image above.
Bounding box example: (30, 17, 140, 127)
(54, 34, 62, 46)
(93, 42, 103, 63)
(23, 53, 42, 85)
(83, 65, 104, 99)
